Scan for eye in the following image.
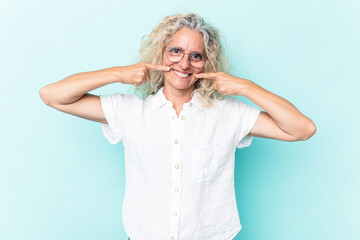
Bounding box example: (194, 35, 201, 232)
(169, 47, 182, 54)
(191, 52, 203, 61)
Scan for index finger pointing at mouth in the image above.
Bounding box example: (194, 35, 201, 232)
(195, 73, 217, 79)
(145, 63, 171, 72)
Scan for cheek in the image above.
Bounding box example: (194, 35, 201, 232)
(194, 67, 203, 74)
(162, 53, 171, 66)
(162, 54, 171, 79)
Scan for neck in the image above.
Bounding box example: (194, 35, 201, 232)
(163, 84, 194, 116)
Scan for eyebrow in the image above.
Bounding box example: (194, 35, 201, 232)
(168, 46, 205, 54)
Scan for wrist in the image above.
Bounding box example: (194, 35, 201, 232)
(109, 66, 125, 83)
(237, 79, 254, 96)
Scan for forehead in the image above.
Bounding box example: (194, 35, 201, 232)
(166, 27, 205, 52)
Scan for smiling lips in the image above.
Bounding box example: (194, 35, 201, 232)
(173, 69, 192, 79)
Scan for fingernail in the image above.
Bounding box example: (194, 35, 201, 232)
(196, 74, 199, 78)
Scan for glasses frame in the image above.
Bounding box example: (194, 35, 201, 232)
(165, 46, 207, 68)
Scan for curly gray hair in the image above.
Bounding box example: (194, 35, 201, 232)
(135, 13, 229, 106)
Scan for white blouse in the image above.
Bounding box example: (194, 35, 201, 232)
(100, 86, 261, 240)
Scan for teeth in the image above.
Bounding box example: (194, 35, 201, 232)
(174, 70, 190, 77)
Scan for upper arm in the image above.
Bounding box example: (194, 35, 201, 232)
(248, 111, 299, 141)
(44, 93, 108, 124)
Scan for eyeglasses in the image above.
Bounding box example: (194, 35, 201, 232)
(165, 46, 207, 68)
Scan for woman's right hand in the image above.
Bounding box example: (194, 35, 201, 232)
(116, 63, 170, 86)
(39, 63, 170, 124)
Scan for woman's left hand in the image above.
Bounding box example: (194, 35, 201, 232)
(195, 72, 251, 96)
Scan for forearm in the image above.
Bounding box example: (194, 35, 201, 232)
(40, 66, 121, 105)
(242, 80, 316, 137)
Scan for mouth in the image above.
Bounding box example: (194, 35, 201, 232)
(172, 69, 193, 79)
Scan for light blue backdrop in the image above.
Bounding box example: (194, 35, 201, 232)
(1, 0, 359, 239)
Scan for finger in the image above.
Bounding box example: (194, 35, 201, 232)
(195, 72, 217, 79)
(213, 80, 219, 90)
(145, 63, 170, 72)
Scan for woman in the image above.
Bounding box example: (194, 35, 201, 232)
(40, 13, 316, 240)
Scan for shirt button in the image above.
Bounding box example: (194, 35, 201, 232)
(175, 165, 179, 169)
(173, 212, 178, 216)
(189, 103, 192, 107)
(181, 116, 185, 120)
(174, 140, 179, 144)
(175, 188, 179, 193)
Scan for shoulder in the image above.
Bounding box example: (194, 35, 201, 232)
(100, 92, 144, 109)
(101, 92, 143, 102)
(207, 96, 260, 118)
(210, 96, 247, 109)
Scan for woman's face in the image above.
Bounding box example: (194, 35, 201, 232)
(162, 27, 205, 92)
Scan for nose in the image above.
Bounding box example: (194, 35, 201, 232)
(178, 53, 191, 70)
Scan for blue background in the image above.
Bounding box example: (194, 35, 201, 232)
(1, 0, 359, 239)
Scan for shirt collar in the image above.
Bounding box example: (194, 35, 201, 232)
(150, 86, 202, 111)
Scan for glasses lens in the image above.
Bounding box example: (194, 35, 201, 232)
(190, 61, 206, 68)
(166, 47, 206, 68)
(189, 52, 206, 68)
(167, 47, 183, 62)
(190, 52, 205, 62)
